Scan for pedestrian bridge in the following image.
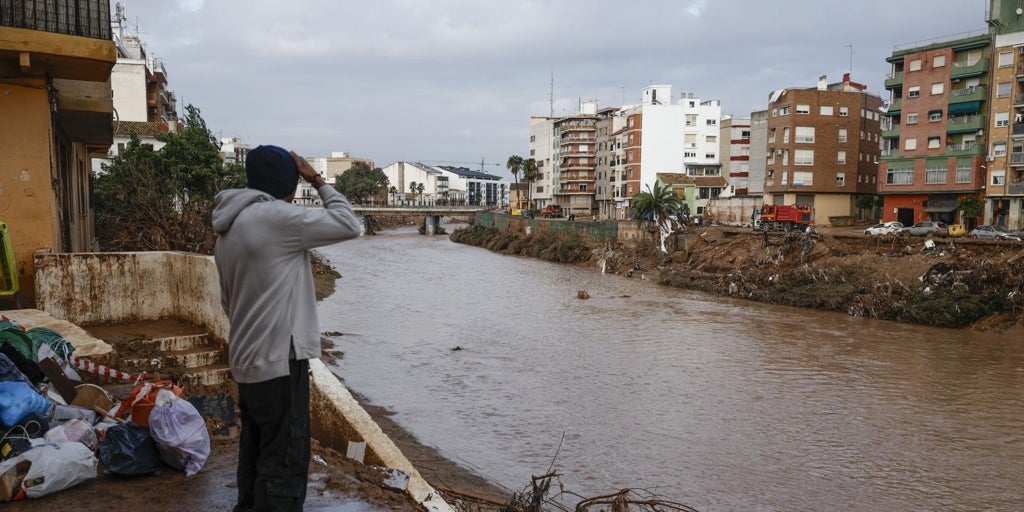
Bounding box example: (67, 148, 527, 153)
(350, 205, 488, 234)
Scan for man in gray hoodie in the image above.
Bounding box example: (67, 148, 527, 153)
(212, 145, 362, 512)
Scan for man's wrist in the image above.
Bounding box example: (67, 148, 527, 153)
(310, 175, 325, 188)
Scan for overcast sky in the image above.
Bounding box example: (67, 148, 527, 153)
(120, 0, 990, 180)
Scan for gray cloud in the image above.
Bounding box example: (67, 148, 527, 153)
(120, 0, 986, 178)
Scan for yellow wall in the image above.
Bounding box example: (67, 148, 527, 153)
(0, 81, 58, 303)
(813, 194, 855, 223)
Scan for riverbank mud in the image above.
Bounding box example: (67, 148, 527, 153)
(451, 224, 1024, 333)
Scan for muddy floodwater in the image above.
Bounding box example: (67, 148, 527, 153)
(318, 227, 1024, 511)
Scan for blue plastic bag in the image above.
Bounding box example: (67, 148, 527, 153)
(0, 380, 50, 428)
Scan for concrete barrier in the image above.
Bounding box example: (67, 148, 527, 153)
(32, 251, 453, 511)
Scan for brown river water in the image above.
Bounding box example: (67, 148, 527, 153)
(318, 227, 1023, 512)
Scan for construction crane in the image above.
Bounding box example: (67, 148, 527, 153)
(421, 158, 504, 174)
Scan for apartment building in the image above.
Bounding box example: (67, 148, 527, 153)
(720, 116, 752, 196)
(309, 151, 375, 179)
(594, 109, 626, 219)
(748, 109, 769, 197)
(766, 74, 883, 222)
(528, 116, 555, 210)
(985, 2, 1024, 230)
(0, 0, 117, 302)
(879, 35, 990, 227)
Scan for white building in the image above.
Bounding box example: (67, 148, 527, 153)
(528, 117, 556, 208)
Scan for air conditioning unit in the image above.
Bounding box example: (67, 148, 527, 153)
(977, 129, 984, 136)
(986, 155, 995, 162)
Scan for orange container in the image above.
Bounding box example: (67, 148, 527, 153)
(131, 397, 156, 427)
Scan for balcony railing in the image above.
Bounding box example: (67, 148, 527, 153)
(951, 57, 988, 79)
(0, 0, 111, 40)
(946, 114, 984, 134)
(884, 72, 904, 89)
(1009, 182, 1024, 194)
(949, 85, 985, 104)
(1010, 152, 1024, 165)
(946, 141, 977, 155)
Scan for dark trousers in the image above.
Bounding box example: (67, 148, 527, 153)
(235, 359, 311, 512)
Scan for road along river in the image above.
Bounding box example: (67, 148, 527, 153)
(317, 227, 1023, 511)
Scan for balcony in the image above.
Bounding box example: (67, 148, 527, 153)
(886, 98, 902, 115)
(1016, 94, 1024, 107)
(881, 124, 900, 138)
(1010, 152, 1024, 165)
(1009, 182, 1024, 194)
(559, 122, 596, 132)
(0, 1, 115, 83)
(949, 85, 985, 104)
(946, 141, 980, 156)
(884, 72, 904, 89)
(950, 57, 988, 79)
(946, 114, 984, 134)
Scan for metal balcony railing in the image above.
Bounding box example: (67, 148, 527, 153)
(1009, 182, 1024, 194)
(0, 0, 111, 39)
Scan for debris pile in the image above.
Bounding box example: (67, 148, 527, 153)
(0, 316, 210, 503)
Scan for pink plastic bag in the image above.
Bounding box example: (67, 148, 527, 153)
(147, 392, 210, 477)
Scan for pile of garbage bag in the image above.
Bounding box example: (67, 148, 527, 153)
(0, 317, 210, 502)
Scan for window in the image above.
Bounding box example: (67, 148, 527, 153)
(931, 82, 944, 95)
(837, 151, 846, 164)
(771, 109, 778, 117)
(907, 113, 919, 124)
(992, 170, 1006, 185)
(838, 128, 848, 142)
(705, 135, 717, 143)
(928, 136, 941, 149)
(783, 127, 790, 143)
(957, 162, 972, 183)
(839, 106, 849, 116)
(993, 141, 1007, 157)
(926, 164, 947, 184)
(929, 111, 942, 122)
(998, 51, 1013, 68)
(996, 112, 1010, 128)
(820, 105, 834, 116)
(795, 126, 815, 143)
(706, 118, 717, 126)
(769, 128, 776, 143)
(836, 173, 845, 186)
(792, 171, 813, 186)
(780, 106, 791, 115)
(905, 138, 918, 150)
(705, 153, 716, 159)
(685, 114, 697, 126)
(530, 135, 536, 142)
(684, 151, 696, 158)
(887, 167, 913, 185)
(796, 104, 810, 114)
(794, 149, 814, 165)
(909, 59, 922, 71)
(530, 149, 535, 156)
(933, 55, 946, 68)
(998, 82, 1012, 98)
(908, 86, 920, 98)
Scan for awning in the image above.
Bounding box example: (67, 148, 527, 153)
(923, 205, 957, 213)
(948, 101, 981, 115)
(928, 109, 943, 116)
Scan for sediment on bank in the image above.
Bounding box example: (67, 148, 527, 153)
(450, 225, 1024, 332)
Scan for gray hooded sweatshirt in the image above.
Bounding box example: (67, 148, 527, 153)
(212, 185, 361, 383)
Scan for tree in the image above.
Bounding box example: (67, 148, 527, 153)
(630, 181, 683, 254)
(409, 181, 418, 204)
(958, 195, 984, 228)
(506, 155, 523, 209)
(415, 182, 425, 203)
(855, 194, 879, 221)
(522, 158, 538, 210)
(94, 104, 245, 254)
(388, 185, 398, 205)
(335, 161, 388, 203)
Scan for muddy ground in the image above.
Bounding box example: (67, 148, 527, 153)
(451, 224, 1024, 334)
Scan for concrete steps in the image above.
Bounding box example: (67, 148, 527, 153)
(112, 332, 229, 387)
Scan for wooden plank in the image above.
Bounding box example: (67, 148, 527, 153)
(37, 357, 78, 403)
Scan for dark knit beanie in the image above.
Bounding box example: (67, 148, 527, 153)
(246, 145, 299, 199)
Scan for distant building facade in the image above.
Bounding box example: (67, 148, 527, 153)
(766, 74, 883, 222)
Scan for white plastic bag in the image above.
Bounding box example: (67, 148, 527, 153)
(148, 392, 210, 477)
(0, 442, 97, 499)
(44, 419, 98, 451)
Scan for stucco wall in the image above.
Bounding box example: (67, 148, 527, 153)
(32, 251, 451, 510)
(0, 82, 59, 303)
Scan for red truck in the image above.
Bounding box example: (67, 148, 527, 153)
(542, 205, 563, 218)
(754, 204, 814, 232)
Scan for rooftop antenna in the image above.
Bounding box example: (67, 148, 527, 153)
(846, 43, 854, 75)
(549, 70, 554, 118)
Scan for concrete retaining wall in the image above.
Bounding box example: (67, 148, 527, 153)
(32, 251, 452, 511)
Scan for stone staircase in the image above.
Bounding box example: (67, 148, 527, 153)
(114, 332, 230, 390)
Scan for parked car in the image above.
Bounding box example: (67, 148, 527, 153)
(864, 221, 903, 235)
(969, 224, 1022, 241)
(901, 221, 949, 237)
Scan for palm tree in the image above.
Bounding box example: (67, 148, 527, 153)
(388, 186, 398, 205)
(415, 182, 425, 204)
(630, 181, 683, 254)
(506, 155, 524, 209)
(522, 158, 538, 211)
(409, 181, 418, 204)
